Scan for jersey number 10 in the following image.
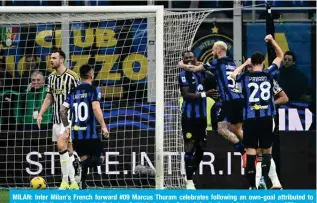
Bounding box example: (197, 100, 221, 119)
(73, 102, 89, 122)
(248, 82, 271, 102)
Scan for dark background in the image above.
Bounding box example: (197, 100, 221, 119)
(0, 130, 315, 189)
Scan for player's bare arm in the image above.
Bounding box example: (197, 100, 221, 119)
(92, 101, 109, 138)
(231, 58, 251, 80)
(178, 60, 204, 72)
(275, 91, 289, 105)
(37, 93, 53, 129)
(264, 34, 284, 67)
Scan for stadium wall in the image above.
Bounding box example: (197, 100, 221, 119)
(0, 130, 315, 189)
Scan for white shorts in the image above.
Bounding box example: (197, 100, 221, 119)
(52, 123, 65, 142)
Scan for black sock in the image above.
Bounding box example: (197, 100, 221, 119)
(193, 145, 204, 173)
(233, 141, 246, 155)
(262, 154, 272, 187)
(89, 156, 103, 167)
(185, 152, 194, 180)
(246, 155, 256, 188)
(81, 159, 89, 189)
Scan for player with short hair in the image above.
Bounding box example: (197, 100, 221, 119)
(231, 34, 283, 189)
(179, 51, 218, 189)
(60, 64, 109, 189)
(245, 63, 288, 189)
(37, 49, 80, 190)
(178, 41, 246, 167)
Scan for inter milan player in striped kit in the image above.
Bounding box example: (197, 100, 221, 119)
(37, 49, 80, 189)
(244, 63, 288, 189)
(179, 51, 218, 189)
(179, 41, 246, 167)
(231, 34, 283, 189)
(60, 64, 109, 189)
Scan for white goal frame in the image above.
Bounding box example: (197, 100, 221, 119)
(0, 6, 165, 189)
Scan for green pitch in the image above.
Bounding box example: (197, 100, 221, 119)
(0, 190, 9, 203)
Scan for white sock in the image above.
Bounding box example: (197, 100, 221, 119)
(269, 158, 282, 187)
(60, 151, 69, 182)
(68, 153, 76, 183)
(255, 162, 262, 188)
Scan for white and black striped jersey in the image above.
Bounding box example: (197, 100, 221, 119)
(47, 69, 79, 124)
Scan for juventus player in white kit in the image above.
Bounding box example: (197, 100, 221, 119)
(37, 49, 80, 189)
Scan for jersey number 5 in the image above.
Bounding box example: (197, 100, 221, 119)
(226, 71, 235, 88)
(73, 102, 89, 122)
(248, 81, 271, 102)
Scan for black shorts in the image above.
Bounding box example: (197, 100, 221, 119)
(218, 99, 243, 124)
(181, 116, 207, 141)
(72, 139, 104, 158)
(243, 116, 274, 149)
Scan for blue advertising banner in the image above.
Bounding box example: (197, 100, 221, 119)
(9, 189, 317, 203)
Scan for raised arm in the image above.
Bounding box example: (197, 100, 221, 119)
(231, 58, 251, 80)
(264, 34, 284, 68)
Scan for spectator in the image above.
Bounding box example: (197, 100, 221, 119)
(0, 57, 14, 89)
(0, 72, 21, 131)
(21, 71, 52, 126)
(277, 51, 311, 102)
(19, 55, 49, 92)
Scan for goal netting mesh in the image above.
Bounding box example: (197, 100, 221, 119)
(0, 10, 210, 189)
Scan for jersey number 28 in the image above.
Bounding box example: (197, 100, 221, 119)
(248, 81, 271, 102)
(73, 102, 89, 122)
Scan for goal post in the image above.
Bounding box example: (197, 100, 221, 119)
(0, 6, 210, 189)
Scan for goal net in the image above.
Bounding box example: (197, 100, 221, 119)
(0, 6, 210, 189)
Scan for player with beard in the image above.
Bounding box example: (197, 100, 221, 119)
(37, 49, 80, 190)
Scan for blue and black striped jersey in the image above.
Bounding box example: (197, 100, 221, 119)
(236, 63, 279, 120)
(204, 56, 243, 101)
(63, 82, 102, 141)
(179, 71, 207, 120)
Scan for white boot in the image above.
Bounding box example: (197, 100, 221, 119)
(186, 180, 196, 190)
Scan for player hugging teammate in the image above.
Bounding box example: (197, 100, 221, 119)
(178, 42, 246, 189)
(179, 34, 286, 189)
(178, 51, 219, 189)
